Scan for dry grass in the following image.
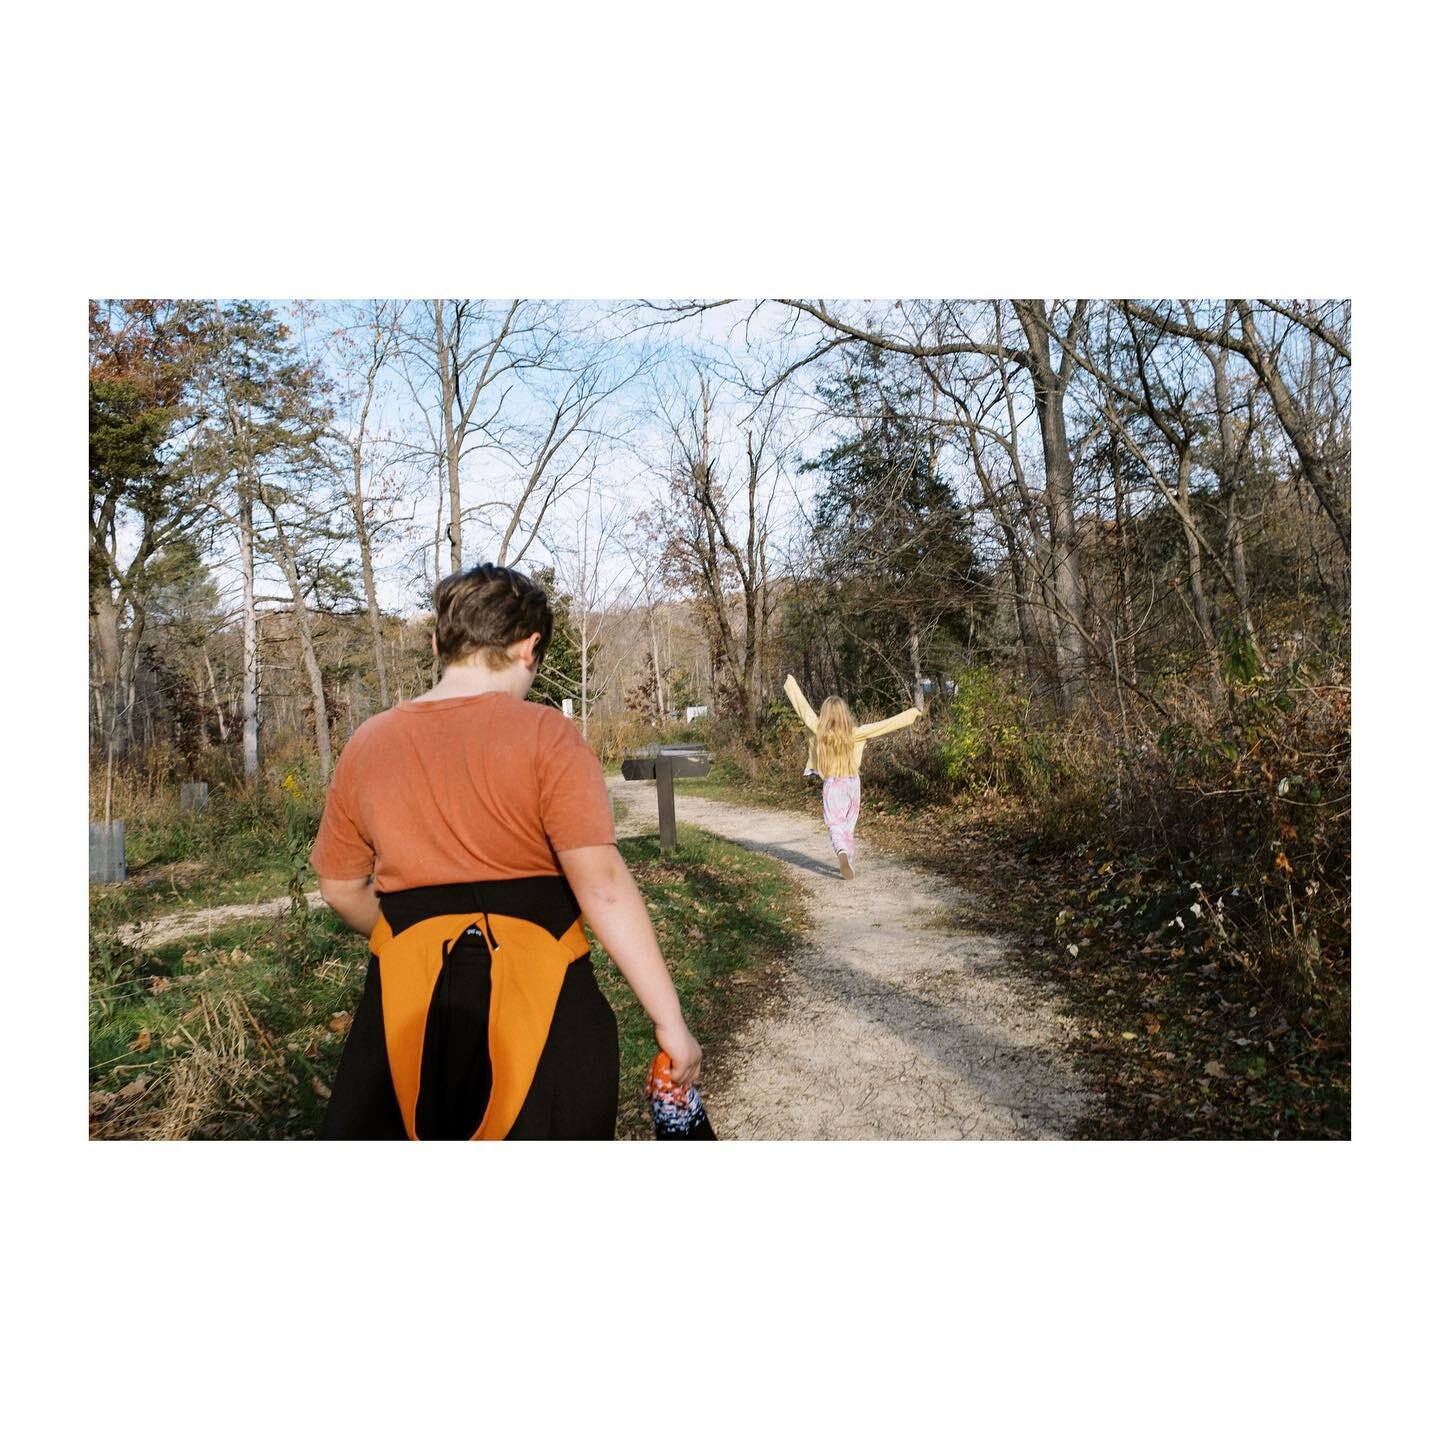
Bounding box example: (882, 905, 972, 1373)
(90, 989, 282, 1141)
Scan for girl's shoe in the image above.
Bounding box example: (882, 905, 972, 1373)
(838, 852, 854, 880)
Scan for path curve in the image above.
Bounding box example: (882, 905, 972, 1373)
(611, 778, 1091, 1140)
(117, 891, 324, 951)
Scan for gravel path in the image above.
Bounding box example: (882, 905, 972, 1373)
(117, 891, 324, 951)
(611, 778, 1091, 1140)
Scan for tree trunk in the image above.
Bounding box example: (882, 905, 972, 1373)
(1208, 344, 1255, 642)
(433, 300, 463, 573)
(960, 417, 1047, 694)
(91, 584, 123, 747)
(1028, 518, 1068, 703)
(118, 604, 147, 751)
(650, 608, 665, 724)
(349, 454, 389, 711)
(203, 646, 229, 743)
(1235, 300, 1349, 556)
(1175, 446, 1217, 671)
(582, 625, 590, 739)
(239, 480, 260, 781)
(1014, 300, 1088, 713)
(266, 501, 333, 778)
(431, 456, 444, 685)
(1109, 443, 1138, 686)
(909, 623, 925, 712)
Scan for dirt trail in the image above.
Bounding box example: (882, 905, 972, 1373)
(611, 778, 1091, 1140)
(117, 891, 324, 951)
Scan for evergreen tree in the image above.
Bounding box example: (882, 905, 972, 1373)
(530, 566, 585, 711)
(803, 345, 985, 709)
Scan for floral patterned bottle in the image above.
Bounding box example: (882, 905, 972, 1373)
(646, 1051, 717, 1140)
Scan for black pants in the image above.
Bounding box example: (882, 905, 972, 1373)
(321, 882, 620, 1141)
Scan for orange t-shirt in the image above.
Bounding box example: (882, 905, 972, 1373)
(309, 692, 616, 892)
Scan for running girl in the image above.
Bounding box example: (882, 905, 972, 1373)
(783, 675, 920, 880)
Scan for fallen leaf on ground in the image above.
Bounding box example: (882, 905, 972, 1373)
(129, 1030, 152, 1053)
(117, 1076, 150, 1100)
(1203, 1060, 1227, 1079)
(309, 1075, 332, 1100)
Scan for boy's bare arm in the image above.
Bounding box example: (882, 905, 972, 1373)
(318, 875, 383, 937)
(557, 843, 701, 1084)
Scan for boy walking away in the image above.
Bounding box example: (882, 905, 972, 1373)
(311, 562, 702, 1140)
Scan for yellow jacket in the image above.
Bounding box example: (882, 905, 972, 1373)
(783, 674, 920, 778)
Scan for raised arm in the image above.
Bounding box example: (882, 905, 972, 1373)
(783, 674, 819, 732)
(854, 706, 921, 741)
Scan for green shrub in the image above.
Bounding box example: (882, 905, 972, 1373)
(935, 665, 1057, 798)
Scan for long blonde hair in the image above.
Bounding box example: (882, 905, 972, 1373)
(816, 696, 858, 777)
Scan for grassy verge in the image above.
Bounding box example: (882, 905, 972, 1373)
(89, 905, 364, 1140)
(593, 824, 803, 1137)
(89, 824, 803, 1141)
(90, 782, 324, 927)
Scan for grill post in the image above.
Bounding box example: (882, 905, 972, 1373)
(656, 758, 677, 850)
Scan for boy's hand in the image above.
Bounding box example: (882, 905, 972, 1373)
(655, 1021, 702, 1088)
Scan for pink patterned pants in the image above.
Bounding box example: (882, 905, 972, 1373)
(822, 775, 861, 858)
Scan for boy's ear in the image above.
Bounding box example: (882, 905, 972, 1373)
(430, 632, 438, 659)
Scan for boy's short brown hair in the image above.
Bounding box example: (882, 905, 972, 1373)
(433, 563, 554, 671)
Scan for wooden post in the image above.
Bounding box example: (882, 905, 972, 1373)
(656, 758, 677, 851)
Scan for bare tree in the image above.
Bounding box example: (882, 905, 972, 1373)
(547, 467, 634, 739)
(657, 366, 786, 737)
(490, 336, 649, 567)
(402, 299, 530, 572)
(621, 522, 672, 725)
(313, 300, 406, 709)
(1120, 299, 1351, 559)
(256, 487, 336, 777)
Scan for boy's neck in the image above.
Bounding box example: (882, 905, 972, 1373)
(418, 660, 534, 704)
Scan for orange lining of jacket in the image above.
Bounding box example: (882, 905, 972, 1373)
(368, 909, 590, 1140)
